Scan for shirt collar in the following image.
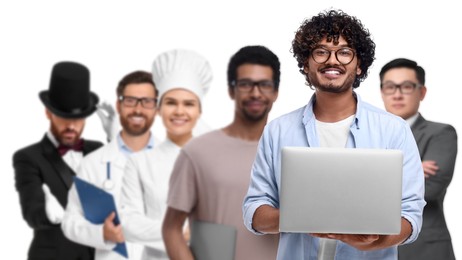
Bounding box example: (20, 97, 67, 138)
(302, 92, 360, 129)
(116, 132, 155, 155)
(46, 131, 59, 148)
(405, 113, 419, 127)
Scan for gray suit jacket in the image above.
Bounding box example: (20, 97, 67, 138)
(399, 114, 456, 260)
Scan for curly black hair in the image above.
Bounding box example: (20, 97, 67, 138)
(292, 9, 376, 89)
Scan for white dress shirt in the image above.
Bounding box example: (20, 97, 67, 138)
(46, 131, 83, 172)
(62, 133, 154, 260)
(120, 138, 181, 260)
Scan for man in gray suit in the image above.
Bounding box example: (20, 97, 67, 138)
(380, 58, 457, 260)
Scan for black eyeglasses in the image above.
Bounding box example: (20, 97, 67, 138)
(311, 47, 356, 65)
(381, 81, 421, 95)
(232, 79, 276, 94)
(119, 96, 157, 109)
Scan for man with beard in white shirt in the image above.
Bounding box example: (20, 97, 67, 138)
(62, 70, 158, 260)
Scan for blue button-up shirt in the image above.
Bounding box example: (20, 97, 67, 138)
(243, 93, 425, 260)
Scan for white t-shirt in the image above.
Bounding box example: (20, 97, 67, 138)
(316, 115, 355, 148)
(315, 114, 355, 260)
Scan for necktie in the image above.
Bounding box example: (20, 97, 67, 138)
(57, 139, 84, 156)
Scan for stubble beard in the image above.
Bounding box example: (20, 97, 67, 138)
(242, 100, 270, 122)
(243, 109, 268, 122)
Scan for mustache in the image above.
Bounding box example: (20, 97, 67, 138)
(128, 112, 147, 118)
(319, 65, 345, 73)
(243, 97, 268, 105)
(61, 129, 78, 135)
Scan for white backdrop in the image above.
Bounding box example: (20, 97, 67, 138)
(1, 1, 460, 258)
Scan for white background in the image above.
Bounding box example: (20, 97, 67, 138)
(1, 1, 460, 258)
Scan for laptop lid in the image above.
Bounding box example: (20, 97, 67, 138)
(279, 147, 402, 235)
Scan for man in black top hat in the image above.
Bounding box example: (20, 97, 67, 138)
(13, 61, 103, 260)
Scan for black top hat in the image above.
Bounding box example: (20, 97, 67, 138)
(39, 61, 99, 119)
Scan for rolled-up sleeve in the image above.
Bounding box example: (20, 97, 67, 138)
(400, 124, 426, 244)
(243, 125, 280, 235)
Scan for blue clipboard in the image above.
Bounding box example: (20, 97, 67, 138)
(73, 176, 128, 258)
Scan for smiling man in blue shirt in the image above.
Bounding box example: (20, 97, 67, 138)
(243, 9, 425, 260)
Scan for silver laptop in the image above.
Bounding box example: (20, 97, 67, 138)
(190, 220, 237, 260)
(279, 147, 402, 235)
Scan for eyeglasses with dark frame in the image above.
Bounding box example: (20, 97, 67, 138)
(119, 95, 158, 109)
(311, 47, 356, 65)
(232, 79, 276, 94)
(380, 81, 421, 95)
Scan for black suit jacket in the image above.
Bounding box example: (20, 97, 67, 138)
(13, 134, 103, 260)
(399, 114, 457, 260)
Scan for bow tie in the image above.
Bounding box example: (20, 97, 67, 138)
(57, 139, 84, 156)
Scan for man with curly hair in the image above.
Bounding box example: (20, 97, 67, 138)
(243, 9, 425, 259)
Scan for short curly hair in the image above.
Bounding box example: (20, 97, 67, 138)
(292, 9, 376, 89)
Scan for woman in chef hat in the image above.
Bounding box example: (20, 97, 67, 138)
(119, 49, 213, 260)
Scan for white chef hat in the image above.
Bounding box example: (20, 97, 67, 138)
(152, 49, 213, 102)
